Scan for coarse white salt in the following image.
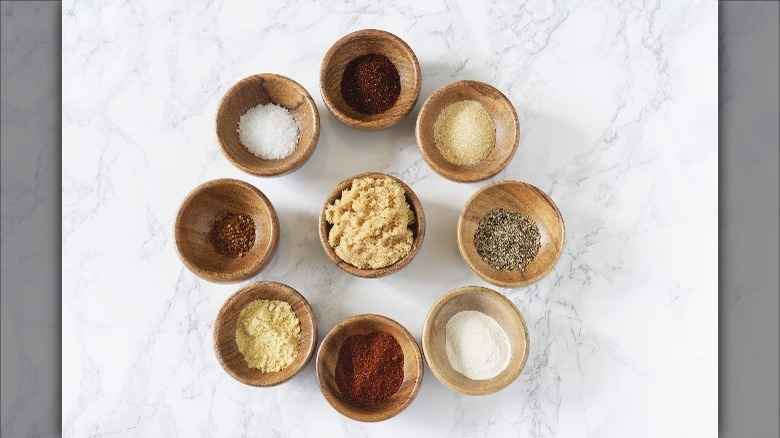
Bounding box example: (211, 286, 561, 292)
(237, 103, 299, 160)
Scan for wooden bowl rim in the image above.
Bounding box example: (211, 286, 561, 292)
(422, 285, 530, 395)
(212, 281, 318, 387)
(319, 29, 422, 131)
(457, 180, 565, 287)
(174, 178, 280, 283)
(415, 80, 520, 182)
(215, 73, 320, 176)
(318, 172, 426, 278)
(315, 313, 424, 422)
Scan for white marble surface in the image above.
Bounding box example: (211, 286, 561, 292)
(62, 1, 718, 436)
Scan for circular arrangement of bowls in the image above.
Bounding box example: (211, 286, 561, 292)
(177, 29, 565, 404)
(416, 80, 520, 182)
(318, 172, 426, 278)
(457, 180, 565, 287)
(216, 73, 320, 176)
(316, 314, 423, 422)
(320, 29, 421, 130)
(213, 281, 317, 387)
(174, 178, 279, 283)
(422, 286, 529, 395)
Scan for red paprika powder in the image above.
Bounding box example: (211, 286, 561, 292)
(334, 331, 404, 406)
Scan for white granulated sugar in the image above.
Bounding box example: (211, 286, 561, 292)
(237, 103, 299, 160)
(445, 310, 511, 380)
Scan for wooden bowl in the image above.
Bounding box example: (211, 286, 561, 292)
(318, 172, 425, 278)
(416, 80, 520, 182)
(174, 179, 279, 283)
(320, 29, 421, 131)
(213, 281, 318, 387)
(457, 180, 564, 287)
(316, 314, 423, 422)
(216, 73, 320, 176)
(422, 285, 529, 395)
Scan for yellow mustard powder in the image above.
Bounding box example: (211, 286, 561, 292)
(325, 176, 415, 269)
(235, 299, 300, 373)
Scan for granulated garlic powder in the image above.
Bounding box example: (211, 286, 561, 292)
(325, 176, 415, 269)
(235, 299, 300, 373)
(433, 100, 496, 166)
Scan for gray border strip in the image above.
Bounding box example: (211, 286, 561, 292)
(719, 2, 780, 437)
(1, 1, 62, 437)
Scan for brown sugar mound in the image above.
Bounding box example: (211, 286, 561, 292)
(325, 177, 415, 269)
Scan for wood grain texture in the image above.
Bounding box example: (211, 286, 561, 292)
(320, 29, 421, 131)
(216, 73, 320, 176)
(318, 172, 425, 278)
(174, 178, 279, 283)
(316, 314, 423, 422)
(416, 80, 520, 182)
(457, 180, 564, 287)
(422, 286, 529, 396)
(213, 281, 318, 387)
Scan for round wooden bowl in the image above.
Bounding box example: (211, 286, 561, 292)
(422, 286, 530, 395)
(216, 73, 320, 176)
(457, 180, 564, 287)
(318, 172, 425, 278)
(316, 314, 423, 422)
(320, 29, 421, 131)
(213, 281, 317, 387)
(174, 179, 279, 283)
(416, 80, 520, 182)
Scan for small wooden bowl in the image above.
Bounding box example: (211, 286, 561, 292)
(174, 179, 279, 283)
(316, 314, 423, 422)
(416, 80, 520, 182)
(457, 180, 564, 287)
(422, 286, 529, 395)
(216, 73, 320, 176)
(318, 172, 425, 278)
(320, 29, 421, 130)
(213, 281, 318, 387)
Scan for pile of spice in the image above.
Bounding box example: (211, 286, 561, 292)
(474, 208, 541, 270)
(208, 212, 255, 258)
(445, 310, 510, 380)
(335, 331, 404, 405)
(235, 299, 301, 373)
(340, 54, 401, 115)
(325, 176, 414, 269)
(237, 103, 300, 160)
(433, 100, 496, 165)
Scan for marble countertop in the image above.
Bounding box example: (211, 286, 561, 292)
(62, 0, 718, 436)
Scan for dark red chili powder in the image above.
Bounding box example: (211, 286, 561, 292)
(340, 54, 401, 115)
(334, 331, 404, 406)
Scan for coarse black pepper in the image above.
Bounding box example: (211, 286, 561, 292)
(474, 208, 541, 271)
(208, 212, 255, 258)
